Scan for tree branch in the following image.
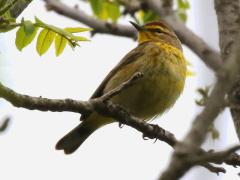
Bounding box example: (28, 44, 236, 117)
(0, 73, 239, 175)
(44, 0, 223, 72)
(44, 0, 136, 38)
(228, 79, 240, 140)
(157, 0, 240, 178)
(202, 164, 226, 175)
(3, 0, 239, 178)
(145, 0, 222, 72)
(0, 72, 140, 113)
(158, 26, 240, 180)
(215, 0, 240, 141)
(0, 73, 176, 147)
(190, 145, 240, 165)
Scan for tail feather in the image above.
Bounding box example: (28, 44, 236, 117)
(56, 121, 96, 154)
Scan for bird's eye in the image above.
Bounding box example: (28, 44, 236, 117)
(147, 28, 168, 35)
(153, 29, 162, 33)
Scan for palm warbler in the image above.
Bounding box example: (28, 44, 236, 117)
(56, 21, 187, 154)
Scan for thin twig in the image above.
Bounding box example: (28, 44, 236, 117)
(190, 145, 240, 165)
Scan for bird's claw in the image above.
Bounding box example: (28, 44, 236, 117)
(142, 134, 149, 140)
(118, 122, 124, 128)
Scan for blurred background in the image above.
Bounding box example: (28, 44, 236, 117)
(0, 0, 239, 179)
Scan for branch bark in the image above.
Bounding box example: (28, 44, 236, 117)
(158, 0, 240, 177)
(145, 0, 222, 72)
(159, 36, 240, 180)
(44, 0, 136, 38)
(0, 73, 177, 146)
(44, 0, 223, 72)
(2, 0, 239, 178)
(229, 80, 240, 140)
(215, 0, 240, 141)
(0, 74, 239, 174)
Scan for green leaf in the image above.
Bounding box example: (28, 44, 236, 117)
(106, 2, 120, 22)
(178, 0, 190, 10)
(64, 27, 92, 33)
(0, 24, 16, 33)
(35, 17, 89, 42)
(89, 0, 103, 16)
(36, 29, 56, 56)
(15, 25, 38, 51)
(142, 10, 159, 23)
(72, 36, 90, 41)
(178, 11, 187, 22)
(23, 20, 34, 35)
(35, 16, 71, 37)
(0, 0, 7, 7)
(177, 0, 189, 23)
(98, 1, 108, 20)
(0, 0, 16, 16)
(54, 34, 67, 56)
(0, 0, 6, 8)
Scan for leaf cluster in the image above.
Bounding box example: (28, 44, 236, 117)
(136, 10, 159, 24)
(89, 0, 121, 22)
(0, 0, 32, 19)
(0, 0, 18, 18)
(0, 16, 91, 56)
(0, 1, 91, 57)
(88, 0, 190, 24)
(177, 0, 190, 22)
(15, 17, 91, 56)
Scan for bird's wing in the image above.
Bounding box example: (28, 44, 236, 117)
(90, 42, 148, 99)
(80, 42, 149, 120)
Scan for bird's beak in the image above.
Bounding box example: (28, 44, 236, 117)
(129, 21, 144, 31)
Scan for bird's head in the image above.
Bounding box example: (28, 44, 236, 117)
(130, 21, 182, 50)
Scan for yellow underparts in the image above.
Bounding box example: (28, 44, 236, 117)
(86, 40, 187, 130)
(105, 41, 186, 120)
(138, 31, 193, 77)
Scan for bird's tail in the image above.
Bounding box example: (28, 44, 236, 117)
(56, 113, 112, 154)
(55, 120, 96, 154)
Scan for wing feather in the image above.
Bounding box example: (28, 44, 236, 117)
(90, 42, 149, 99)
(80, 42, 149, 120)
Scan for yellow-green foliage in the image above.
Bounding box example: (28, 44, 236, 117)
(14, 17, 91, 56)
(89, 0, 120, 22)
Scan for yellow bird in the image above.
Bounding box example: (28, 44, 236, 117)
(56, 21, 187, 154)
